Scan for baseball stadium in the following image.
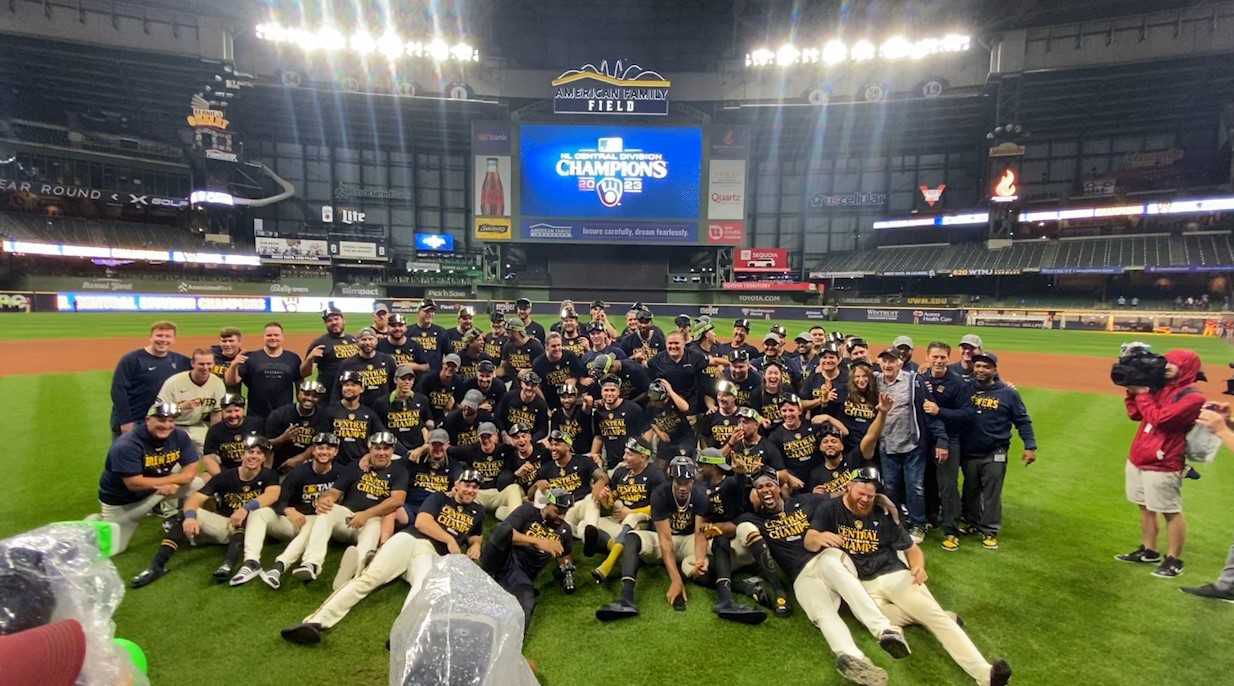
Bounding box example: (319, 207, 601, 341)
(3, 2, 1234, 685)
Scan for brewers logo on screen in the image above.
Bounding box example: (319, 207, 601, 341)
(555, 137, 668, 208)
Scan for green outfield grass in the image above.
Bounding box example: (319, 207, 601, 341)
(1, 311, 1231, 361)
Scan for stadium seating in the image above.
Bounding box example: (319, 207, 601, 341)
(0, 212, 209, 251)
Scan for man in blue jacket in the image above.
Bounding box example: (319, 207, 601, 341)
(919, 342, 969, 552)
(110, 320, 191, 436)
(874, 348, 948, 544)
(940, 352, 1037, 551)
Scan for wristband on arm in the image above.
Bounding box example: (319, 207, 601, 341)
(183, 510, 197, 519)
(244, 500, 262, 512)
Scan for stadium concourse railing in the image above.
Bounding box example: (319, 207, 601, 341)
(2, 292, 1231, 338)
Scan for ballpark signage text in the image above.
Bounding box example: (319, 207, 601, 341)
(554, 136, 668, 209)
(552, 60, 670, 116)
(734, 248, 789, 273)
(809, 192, 887, 210)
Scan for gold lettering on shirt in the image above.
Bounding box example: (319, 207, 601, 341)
(437, 505, 475, 534)
(355, 472, 392, 499)
(973, 396, 1000, 410)
(332, 418, 370, 439)
(837, 521, 882, 555)
(764, 508, 810, 541)
(144, 449, 182, 472)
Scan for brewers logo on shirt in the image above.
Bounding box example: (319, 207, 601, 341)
(144, 449, 182, 476)
(973, 394, 1000, 412)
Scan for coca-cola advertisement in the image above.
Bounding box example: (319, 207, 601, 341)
(472, 121, 511, 220)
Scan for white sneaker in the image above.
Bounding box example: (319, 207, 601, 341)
(229, 561, 262, 587)
(333, 546, 359, 591)
(260, 568, 282, 590)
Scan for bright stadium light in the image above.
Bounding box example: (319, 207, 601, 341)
(351, 31, 376, 55)
(851, 39, 876, 62)
(911, 37, 938, 59)
(801, 47, 820, 64)
(880, 36, 912, 60)
(821, 39, 848, 65)
(317, 27, 345, 51)
(451, 42, 476, 62)
(255, 22, 479, 61)
(776, 44, 801, 66)
(428, 39, 450, 62)
(746, 48, 774, 67)
(746, 32, 969, 68)
(377, 32, 404, 59)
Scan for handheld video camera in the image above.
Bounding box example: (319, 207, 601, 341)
(1110, 342, 1168, 390)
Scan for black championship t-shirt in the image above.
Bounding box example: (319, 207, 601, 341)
(416, 373, 459, 423)
(405, 323, 448, 369)
(758, 389, 795, 430)
(409, 492, 484, 555)
(532, 352, 583, 409)
(737, 494, 826, 581)
(650, 482, 706, 536)
(504, 502, 574, 578)
(502, 338, 544, 376)
(333, 462, 408, 512)
(210, 345, 241, 393)
(535, 454, 596, 502)
(550, 405, 594, 454)
(703, 475, 745, 522)
(698, 410, 741, 449)
(442, 409, 496, 450)
(455, 377, 507, 408)
(609, 464, 666, 510)
(729, 437, 785, 478)
(199, 467, 278, 517)
(306, 333, 358, 394)
(501, 445, 548, 490)
(810, 497, 913, 580)
(840, 396, 877, 449)
(405, 458, 453, 509)
(769, 422, 822, 483)
(239, 349, 303, 419)
(648, 349, 707, 405)
(592, 401, 646, 468)
(375, 393, 432, 451)
(203, 416, 265, 470)
(276, 462, 341, 516)
(264, 403, 320, 469)
(377, 336, 427, 369)
(315, 402, 386, 466)
(451, 445, 506, 490)
(496, 394, 549, 439)
(808, 446, 868, 497)
(720, 369, 763, 410)
(335, 352, 398, 407)
(648, 404, 693, 446)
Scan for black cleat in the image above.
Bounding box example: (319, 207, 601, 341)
(878, 628, 911, 659)
(558, 563, 577, 594)
(583, 525, 599, 557)
(990, 658, 1013, 686)
(280, 622, 323, 645)
(772, 594, 792, 618)
(733, 576, 771, 607)
(130, 565, 167, 589)
(713, 600, 767, 625)
(1115, 545, 1162, 564)
(672, 595, 687, 612)
(1180, 583, 1234, 603)
(212, 561, 235, 582)
(595, 600, 639, 622)
(835, 654, 888, 686)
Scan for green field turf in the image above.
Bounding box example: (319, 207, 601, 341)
(2, 317, 1234, 685)
(2, 311, 1231, 361)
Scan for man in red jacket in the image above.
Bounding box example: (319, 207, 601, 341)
(1115, 349, 1205, 578)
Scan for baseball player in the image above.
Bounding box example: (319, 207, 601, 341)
(480, 488, 577, 635)
(693, 447, 761, 594)
(371, 302, 391, 338)
(644, 378, 694, 464)
(501, 319, 546, 378)
(131, 436, 279, 588)
(403, 429, 455, 510)
(417, 353, 462, 423)
(559, 308, 589, 358)
(211, 327, 243, 393)
(583, 438, 665, 582)
(405, 299, 448, 370)
(265, 380, 328, 473)
(810, 394, 891, 497)
(110, 320, 190, 435)
(333, 327, 398, 407)
(589, 373, 648, 468)
(715, 349, 763, 411)
(280, 469, 484, 645)
(374, 365, 432, 454)
(451, 422, 523, 520)
(502, 423, 548, 498)
(315, 371, 386, 466)
(456, 359, 507, 410)
(698, 380, 743, 448)
(549, 382, 594, 454)
(620, 308, 666, 363)
(715, 318, 759, 361)
(533, 332, 584, 410)
(230, 433, 343, 589)
(807, 470, 1013, 686)
(303, 306, 358, 396)
(155, 347, 225, 452)
(377, 313, 430, 374)
(585, 320, 627, 364)
(442, 306, 478, 356)
(513, 297, 546, 343)
(293, 432, 407, 583)
(721, 406, 787, 486)
(801, 342, 847, 416)
(484, 312, 509, 361)
(586, 353, 650, 405)
(755, 333, 804, 391)
(531, 429, 598, 533)
(444, 389, 496, 449)
(587, 300, 621, 339)
(201, 393, 265, 477)
(457, 329, 492, 383)
(496, 370, 550, 443)
(648, 330, 707, 413)
(94, 402, 201, 554)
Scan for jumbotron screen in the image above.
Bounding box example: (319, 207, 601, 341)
(519, 123, 702, 220)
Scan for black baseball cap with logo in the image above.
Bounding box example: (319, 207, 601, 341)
(729, 348, 751, 362)
(418, 298, 438, 312)
(516, 298, 532, 309)
(321, 305, 344, 320)
(733, 318, 752, 331)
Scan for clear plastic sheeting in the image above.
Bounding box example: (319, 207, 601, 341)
(0, 522, 148, 686)
(388, 555, 539, 686)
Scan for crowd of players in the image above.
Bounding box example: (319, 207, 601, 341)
(96, 298, 1038, 686)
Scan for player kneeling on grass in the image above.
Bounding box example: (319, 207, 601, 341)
(229, 432, 343, 588)
(292, 432, 407, 583)
(95, 402, 202, 555)
(579, 438, 665, 583)
(480, 488, 578, 636)
(805, 470, 1013, 686)
(280, 470, 485, 645)
(132, 436, 279, 588)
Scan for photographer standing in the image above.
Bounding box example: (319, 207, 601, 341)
(1117, 349, 1205, 578)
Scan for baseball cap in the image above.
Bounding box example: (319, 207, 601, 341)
(220, 393, 246, 408)
(507, 320, 527, 333)
(507, 423, 529, 436)
(762, 332, 782, 344)
(518, 369, 542, 385)
(395, 364, 417, 379)
(852, 466, 882, 485)
(455, 468, 482, 485)
(147, 401, 179, 418)
(697, 447, 731, 471)
(442, 353, 462, 368)
(373, 302, 389, 314)
(477, 421, 499, 437)
(625, 437, 653, 458)
(587, 320, 607, 333)
(458, 306, 475, 318)
(635, 309, 653, 322)
(368, 431, 396, 447)
(321, 305, 343, 320)
(876, 347, 901, 360)
(794, 332, 811, 343)
(770, 324, 787, 338)
(298, 379, 328, 395)
(729, 348, 751, 362)
(388, 313, 407, 326)
(848, 337, 868, 350)
(461, 389, 485, 410)
(752, 466, 779, 487)
(737, 406, 763, 423)
(428, 428, 449, 444)
(515, 297, 532, 308)
(312, 432, 341, 446)
(893, 335, 914, 349)
(244, 434, 273, 453)
(477, 360, 496, 373)
(591, 299, 607, 309)
(543, 487, 574, 510)
(971, 351, 999, 366)
(418, 298, 438, 312)
(821, 342, 841, 358)
(339, 370, 363, 385)
(674, 314, 691, 328)
(959, 334, 983, 348)
(357, 327, 378, 339)
(733, 318, 751, 331)
(490, 311, 505, 324)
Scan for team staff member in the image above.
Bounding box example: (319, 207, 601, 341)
(333, 328, 398, 407)
(480, 489, 577, 635)
(231, 433, 343, 589)
(211, 327, 243, 393)
(514, 297, 547, 343)
(406, 299, 448, 370)
(225, 321, 303, 419)
(591, 376, 647, 469)
(716, 319, 759, 361)
(950, 334, 983, 380)
(936, 352, 1037, 552)
(316, 371, 386, 466)
(757, 363, 796, 429)
(374, 366, 432, 454)
(893, 336, 918, 373)
(281, 470, 484, 645)
(95, 402, 201, 554)
(295, 432, 407, 583)
(155, 347, 225, 452)
(1182, 404, 1234, 602)
(738, 471, 903, 686)
(371, 302, 391, 337)
(918, 342, 969, 551)
(755, 333, 804, 391)
(265, 380, 328, 473)
(111, 320, 191, 435)
(807, 472, 1013, 686)
(303, 306, 358, 396)
(648, 330, 707, 412)
(201, 394, 265, 476)
(377, 314, 429, 375)
(131, 436, 280, 588)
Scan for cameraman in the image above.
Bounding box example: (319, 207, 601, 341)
(1116, 349, 1205, 579)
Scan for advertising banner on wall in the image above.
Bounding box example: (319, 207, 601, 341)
(733, 248, 789, 272)
(722, 281, 817, 292)
(0, 292, 32, 313)
(551, 60, 670, 116)
(329, 239, 387, 261)
(473, 121, 512, 242)
(21, 275, 333, 296)
(255, 236, 330, 264)
(836, 307, 964, 324)
(707, 159, 746, 220)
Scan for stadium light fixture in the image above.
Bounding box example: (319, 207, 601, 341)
(350, 31, 376, 55)
(317, 27, 346, 51)
(821, 40, 848, 65)
(377, 32, 404, 59)
(256, 22, 479, 62)
(746, 33, 969, 68)
(879, 36, 912, 60)
(851, 40, 877, 62)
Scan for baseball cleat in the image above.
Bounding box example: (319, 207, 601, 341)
(1115, 546, 1162, 564)
(834, 654, 888, 686)
(941, 535, 960, 552)
(908, 526, 926, 545)
(229, 560, 262, 587)
(212, 562, 235, 582)
(733, 576, 772, 607)
(713, 600, 767, 625)
(773, 594, 792, 618)
(280, 622, 323, 645)
(1180, 584, 1234, 603)
(982, 535, 999, 551)
(130, 565, 167, 589)
(990, 658, 1013, 686)
(291, 562, 320, 582)
(582, 525, 599, 557)
(595, 600, 639, 621)
(878, 627, 911, 659)
(260, 568, 283, 590)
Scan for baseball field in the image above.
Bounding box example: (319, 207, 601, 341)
(2, 312, 1233, 685)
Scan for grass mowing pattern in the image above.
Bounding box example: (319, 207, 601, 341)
(3, 370, 1234, 685)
